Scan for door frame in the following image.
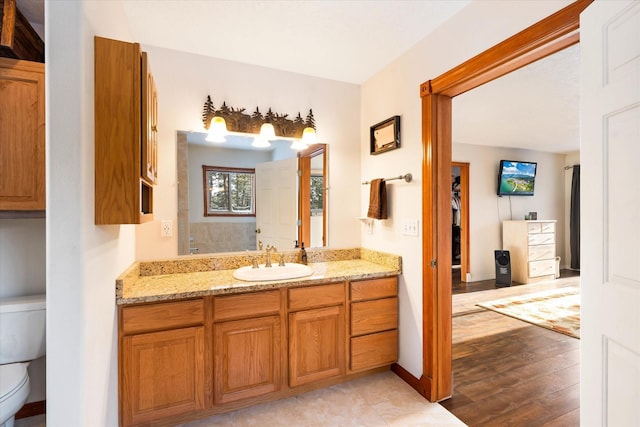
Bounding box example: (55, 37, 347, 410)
(298, 144, 327, 248)
(419, 0, 592, 401)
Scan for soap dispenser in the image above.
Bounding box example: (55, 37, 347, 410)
(299, 242, 308, 265)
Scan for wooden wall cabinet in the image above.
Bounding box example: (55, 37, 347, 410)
(0, 57, 45, 212)
(94, 36, 157, 224)
(119, 299, 206, 426)
(503, 220, 557, 284)
(349, 277, 398, 372)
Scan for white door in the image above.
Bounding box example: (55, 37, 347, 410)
(255, 157, 299, 251)
(580, 2, 640, 426)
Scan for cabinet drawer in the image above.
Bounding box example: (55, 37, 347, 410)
(214, 290, 280, 322)
(288, 283, 344, 311)
(529, 259, 555, 277)
(351, 298, 398, 336)
(350, 330, 398, 372)
(528, 233, 555, 246)
(540, 222, 555, 233)
(527, 222, 542, 233)
(528, 244, 555, 261)
(350, 277, 397, 302)
(121, 299, 204, 335)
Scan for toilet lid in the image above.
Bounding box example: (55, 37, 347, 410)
(0, 363, 28, 402)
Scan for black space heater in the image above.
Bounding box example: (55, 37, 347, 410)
(494, 250, 511, 287)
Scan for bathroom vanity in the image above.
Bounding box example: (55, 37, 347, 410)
(116, 248, 400, 426)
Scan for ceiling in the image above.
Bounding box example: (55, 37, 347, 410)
(16, 0, 579, 153)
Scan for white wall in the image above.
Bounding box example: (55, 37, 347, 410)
(0, 219, 46, 298)
(360, 0, 573, 378)
(47, 1, 136, 425)
(453, 143, 567, 281)
(135, 46, 362, 260)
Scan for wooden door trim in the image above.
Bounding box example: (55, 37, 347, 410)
(419, 0, 591, 401)
(298, 144, 327, 248)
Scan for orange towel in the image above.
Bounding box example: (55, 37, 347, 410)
(367, 178, 388, 219)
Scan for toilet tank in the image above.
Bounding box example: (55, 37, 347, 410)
(0, 294, 46, 364)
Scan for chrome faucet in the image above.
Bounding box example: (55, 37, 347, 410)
(265, 245, 277, 267)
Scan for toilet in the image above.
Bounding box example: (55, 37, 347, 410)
(0, 294, 46, 427)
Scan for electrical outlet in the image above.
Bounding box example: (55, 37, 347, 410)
(161, 220, 173, 237)
(401, 219, 419, 236)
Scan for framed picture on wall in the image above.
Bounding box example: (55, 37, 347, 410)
(370, 115, 400, 155)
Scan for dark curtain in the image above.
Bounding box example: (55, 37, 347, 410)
(570, 165, 580, 269)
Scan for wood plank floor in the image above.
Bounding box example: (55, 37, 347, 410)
(441, 272, 581, 427)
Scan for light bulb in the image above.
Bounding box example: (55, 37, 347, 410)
(205, 117, 228, 143)
(301, 127, 318, 144)
(259, 123, 277, 141)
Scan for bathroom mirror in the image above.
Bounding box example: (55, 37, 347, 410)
(176, 131, 327, 255)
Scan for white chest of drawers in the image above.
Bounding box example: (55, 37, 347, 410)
(502, 220, 557, 284)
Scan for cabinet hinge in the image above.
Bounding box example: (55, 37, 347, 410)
(297, 169, 302, 176)
(430, 259, 437, 268)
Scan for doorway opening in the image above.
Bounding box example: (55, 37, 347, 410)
(451, 162, 469, 289)
(418, 0, 591, 402)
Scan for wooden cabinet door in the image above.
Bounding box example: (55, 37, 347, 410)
(214, 315, 281, 404)
(0, 58, 45, 211)
(141, 52, 157, 185)
(289, 305, 345, 387)
(121, 327, 205, 426)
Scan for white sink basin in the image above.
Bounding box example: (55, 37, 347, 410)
(233, 263, 313, 282)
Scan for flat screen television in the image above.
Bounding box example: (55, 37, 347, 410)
(497, 160, 537, 196)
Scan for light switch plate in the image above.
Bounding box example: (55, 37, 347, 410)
(401, 219, 419, 236)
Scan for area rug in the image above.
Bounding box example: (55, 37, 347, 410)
(477, 287, 580, 338)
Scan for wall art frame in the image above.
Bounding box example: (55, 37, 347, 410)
(370, 115, 400, 155)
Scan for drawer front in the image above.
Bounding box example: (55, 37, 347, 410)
(529, 259, 555, 277)
(527, 222, 542, 233)
(288, 283, 345, 311)
(121, 299, 204, 335)
(350, 277, 397, 302)
(350, 330, 398, 372)
(528, 233, 555, 246)
(540, 222, 555, 233)
(351, 298, 398, 336)
(528, 244, 555, 261)
(214, 290, 280, 322)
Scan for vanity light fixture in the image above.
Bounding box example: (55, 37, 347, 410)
(205, 116, 228, 143)
(201, 95, 318, 144)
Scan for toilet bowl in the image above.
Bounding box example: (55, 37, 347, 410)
(0, 363, 30, 427)
(0, 295, 45, 427)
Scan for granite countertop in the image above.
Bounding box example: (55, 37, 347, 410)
(116, 248, 401, 305)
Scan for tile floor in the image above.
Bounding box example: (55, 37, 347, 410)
(15, 371, 466, 427)
(177, 371, 466, 427)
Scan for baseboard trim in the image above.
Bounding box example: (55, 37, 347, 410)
(391, 363, 428, 398)
(16, 400, 46, 419)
